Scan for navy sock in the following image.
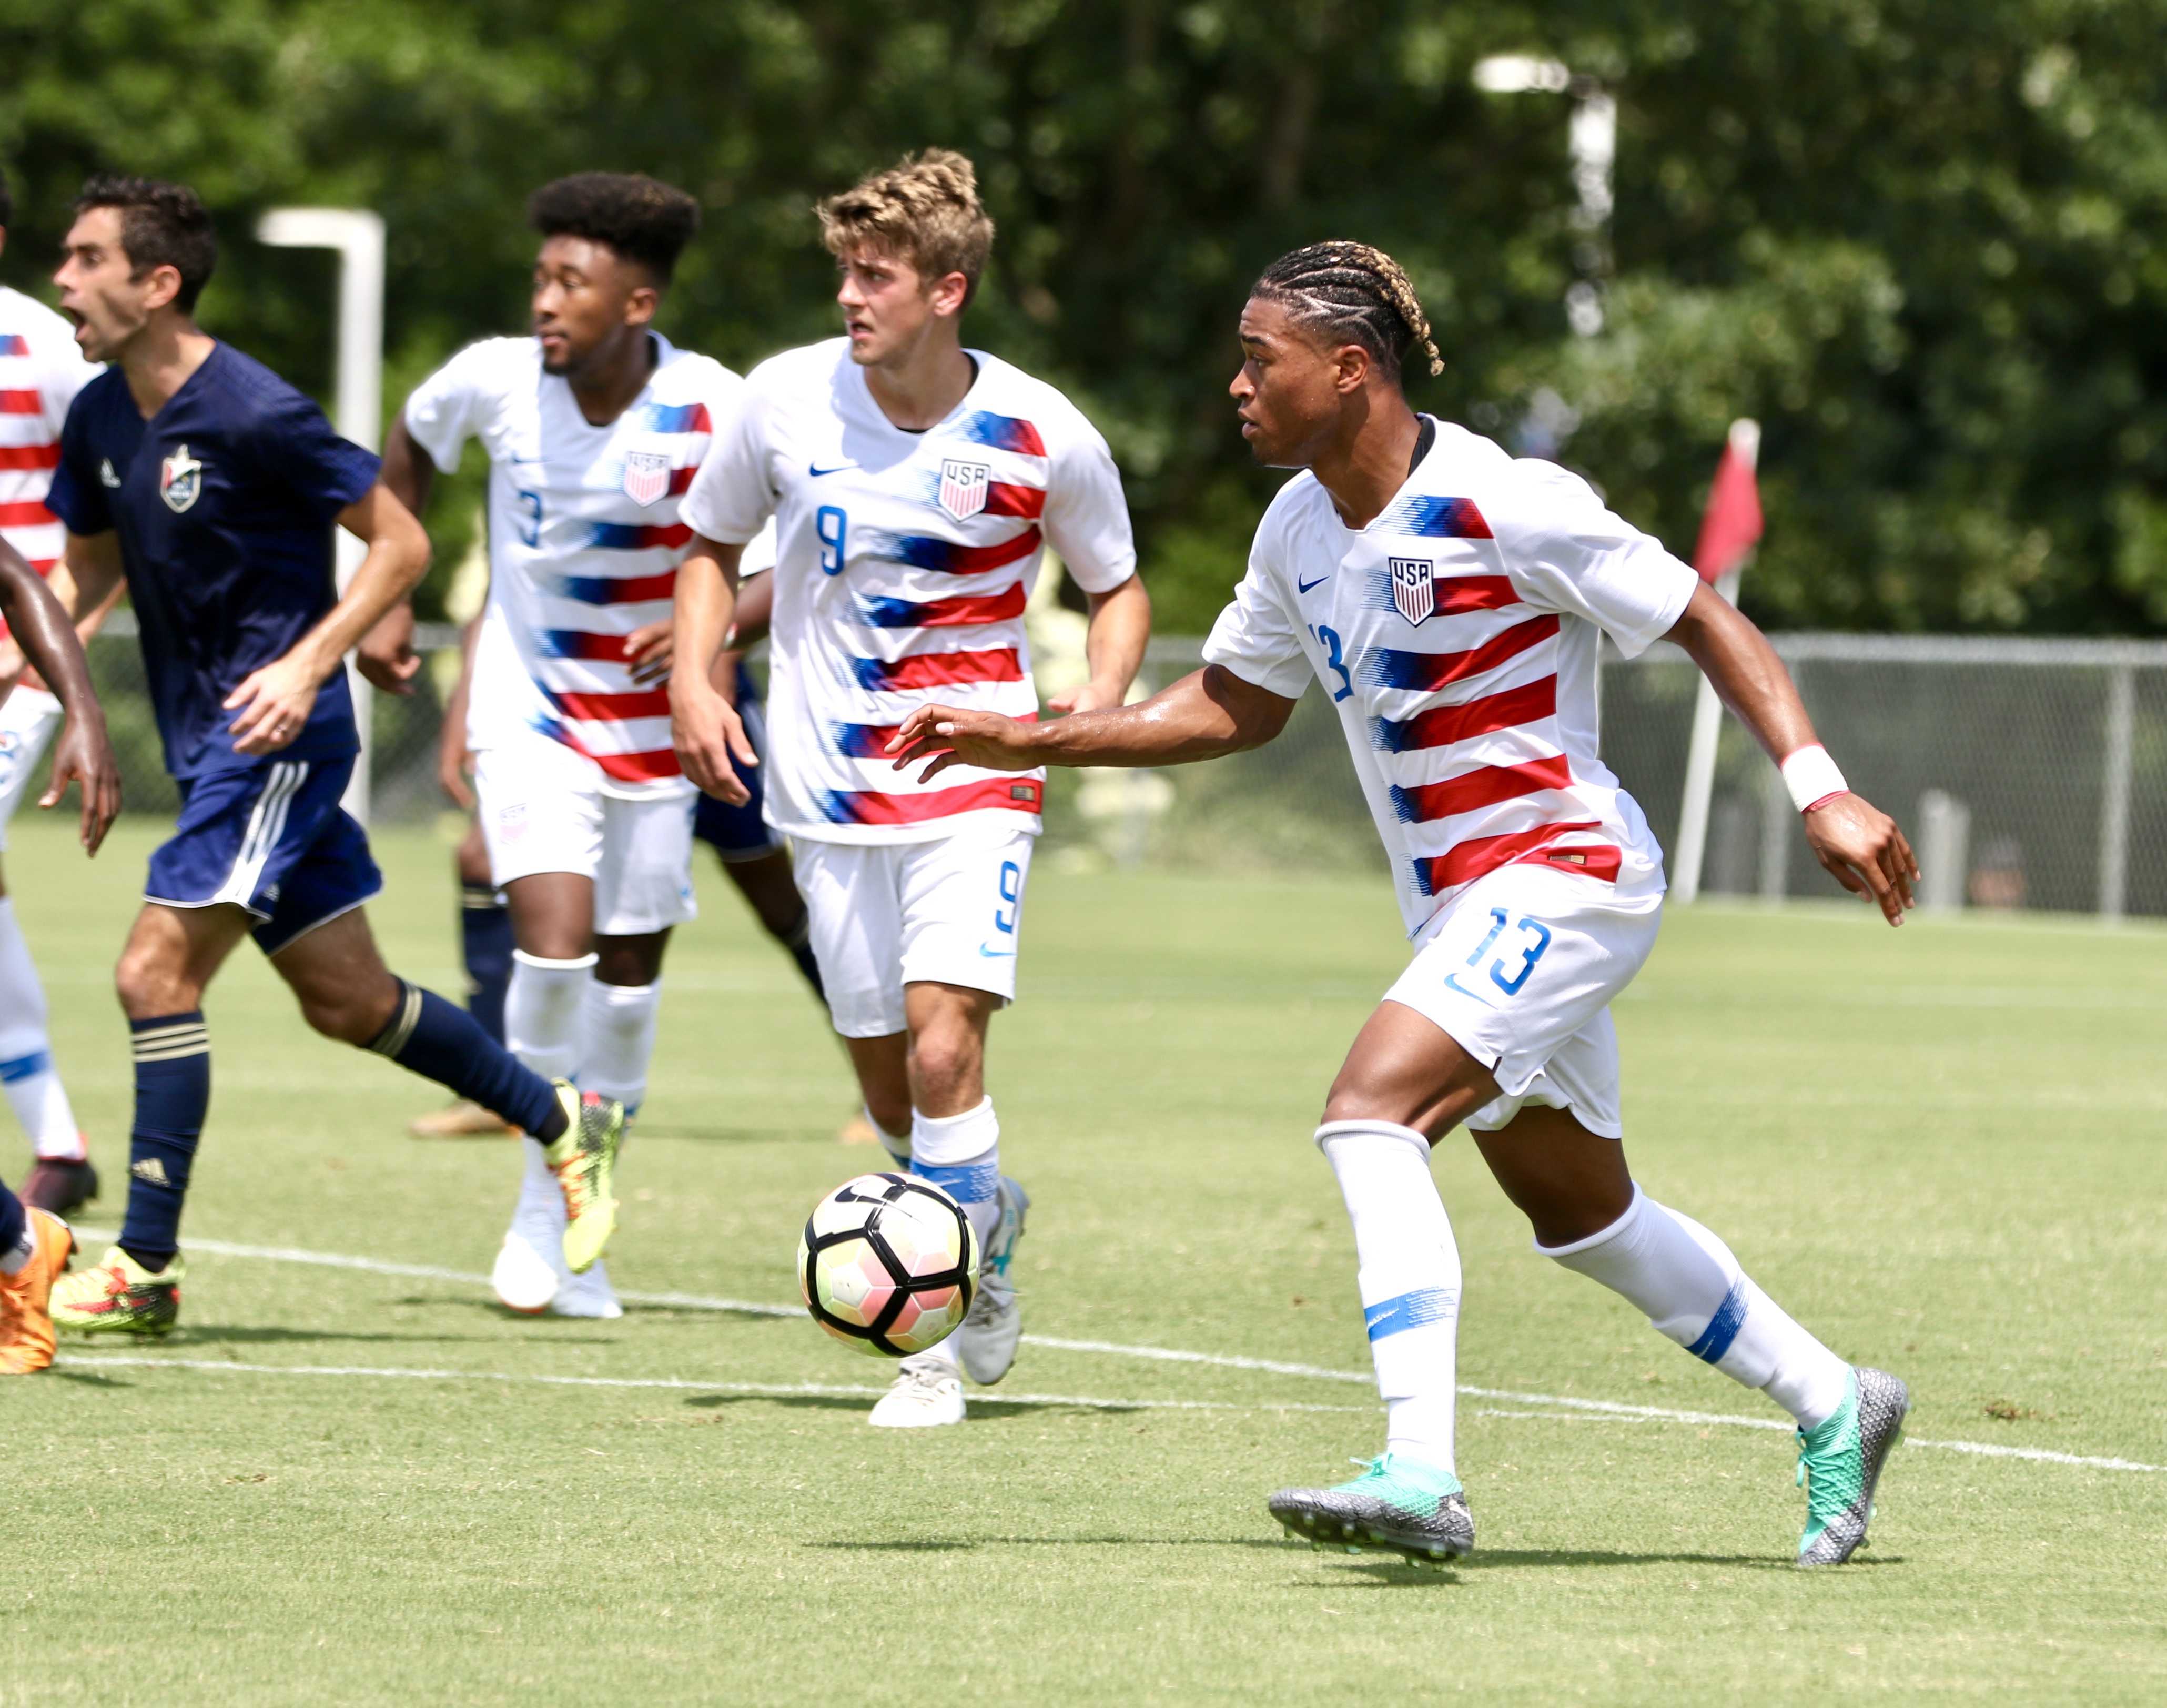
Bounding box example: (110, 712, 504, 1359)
(0, 1176, 24, 1257)
(460, 882, 514, 1046)
(119, 1012, 211, 1271)
(777, 908, 827, 1006)
(367, 979, 565, 1140)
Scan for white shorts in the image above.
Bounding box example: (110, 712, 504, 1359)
(793, 826, 1034, 1039)
(474, 734, 697, 937)
(0, 688, 63, 851)
(1384, 863, 1663, 1139)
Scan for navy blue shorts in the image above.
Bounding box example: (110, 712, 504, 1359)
(146, 756, 384, 955)
(692, 666, 783, 864)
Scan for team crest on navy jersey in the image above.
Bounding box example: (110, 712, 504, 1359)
(159, 445, 203, 514)
(621, 450, 670, 507)
(1389, 556, 1437, 625)
(937, 459, 991, 521)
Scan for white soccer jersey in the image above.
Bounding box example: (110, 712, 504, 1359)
(0, 287, 100, 587)
(680, 338, 1136, 844)
(404, 333, 743, 798)
(1203, 419, 1699, 938)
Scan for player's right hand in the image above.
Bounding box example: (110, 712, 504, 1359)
(1803, 792, 1918, 926)
(670, 681, 758, 806)
(887, 704, 1039, 783)
(44, 710, 121, 855)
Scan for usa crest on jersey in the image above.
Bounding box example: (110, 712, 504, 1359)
(937, 458, 991, 521)
(160, 444, 203, 514)
(1390, 556, 1436, 625)
(621, 450, 670, 507)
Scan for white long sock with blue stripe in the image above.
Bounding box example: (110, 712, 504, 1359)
(1541, 1186, 1849, 1430)
(0, 897, 83, 1160)
(910, 1098, 1001, 1250)
(1317, 1120, 1461, 1474)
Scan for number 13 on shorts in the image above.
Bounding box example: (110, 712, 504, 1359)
(1462, 906, 1553, 998)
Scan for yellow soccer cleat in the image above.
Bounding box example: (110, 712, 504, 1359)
(543, 1083, 625, 1275)
(0, 1208, 77, 1372)
(50, 1245, 184, 1338)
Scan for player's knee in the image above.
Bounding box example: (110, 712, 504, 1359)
(298, 981, 396, 1046)
(115, 944, 191, 1019)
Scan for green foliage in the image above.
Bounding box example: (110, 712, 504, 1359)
(4, 0, 2164, 630)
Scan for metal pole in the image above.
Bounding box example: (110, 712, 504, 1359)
(2099, 663, 2134, 924)
(1670, 564, 1741, 905)
(256, 209, 386, 825)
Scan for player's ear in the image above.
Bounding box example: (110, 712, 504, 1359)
(928, 270, 971, 320)
(623, 282, 661, 329)
(1333, 340, 1373, 396)
(140, 262, 187, 316)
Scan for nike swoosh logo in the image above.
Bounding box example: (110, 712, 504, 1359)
(977, 944, 1017, 958)
(808, 461, 858, 477)
(1297, 574, 1331, 593)
(1442, 973, 1495, 1007)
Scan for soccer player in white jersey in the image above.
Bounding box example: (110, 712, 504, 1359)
(387, 174, 741, 1318)
(892, 242, 1916, 1564)
(672, 151, 1149, 1427)
(0, 167, 111, 1216)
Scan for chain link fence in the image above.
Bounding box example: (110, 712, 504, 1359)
(70, 619, 2167, 921)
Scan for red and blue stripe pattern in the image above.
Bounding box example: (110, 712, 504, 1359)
(1411, 821, 1620, 897)
(857, 584, 1027, 630)
(954, 411, 1046, 457)
(0, 337, 26, 357)
(635, 400, 712, 436)
(1369, 676, 1557, 753)
(1358, 615, 1558, 692)
(546, 686, 671, 722)
(1383, 494, 1493, 539)
(0, 390, 41, 415)
(539, 629, 635, 663)
(548, 569, 677, 606)
(849, 648, 1023, 693)
(529, 713, 680, 784)
(583, 520, 693, 552)
(819, 776, 1044, 826)
(863, 525, 1042, 575)
(824, 708, 1036, 757)
(1390, 754, 1573, 824)
(912, 468, 1045, 518)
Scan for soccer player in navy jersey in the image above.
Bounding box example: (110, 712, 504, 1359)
(893, 242, 1913, 1565)
(0, 530, 119, 1372)
(37, 176, 625, 1335)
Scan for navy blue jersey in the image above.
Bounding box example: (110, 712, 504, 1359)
(47, 343, 380, 780)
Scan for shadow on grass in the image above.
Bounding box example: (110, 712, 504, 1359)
(1310, 1548, 1908, 1584)
(178, 1323, 620, 1348)
(617, 1124, 838, 1146)
(810, 1537, 1295, 1552)
(679, 1394, 1162, 1417)
(50, 1368, 132, 1388)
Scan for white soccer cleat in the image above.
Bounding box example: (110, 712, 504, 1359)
(868, 1353, 965, 1428)
(492, 1230, 559, 1315)
(956, 1176, 1028, 1385)
(549, 1259, 623, 1320)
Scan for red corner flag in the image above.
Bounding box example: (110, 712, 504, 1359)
(1692, 418, 1763, 584)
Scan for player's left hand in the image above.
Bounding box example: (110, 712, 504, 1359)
(356, 604, 421, 695)
(624, 619, 673, 685)
(1803, 792, 1918, 926)
(1048, 678, 1123, 715)
(43, 710, 121, 855)
(888, 704, 1041, 782)
(225, 655, 322, 755)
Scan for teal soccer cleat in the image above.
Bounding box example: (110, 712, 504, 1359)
(1796, 1366, 1910, 1567)
(1269, 1451, 1474, 1567)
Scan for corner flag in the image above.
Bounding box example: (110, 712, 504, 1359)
(1692, 418, 1763, 583)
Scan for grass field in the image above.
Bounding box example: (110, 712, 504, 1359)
(3, 812, 2165, 1705)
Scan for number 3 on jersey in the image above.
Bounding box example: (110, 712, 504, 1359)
(1465, 907, 1552, 996)
(816, 505, 848, 576)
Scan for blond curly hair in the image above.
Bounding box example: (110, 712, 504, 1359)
(818, 149, 996, 305)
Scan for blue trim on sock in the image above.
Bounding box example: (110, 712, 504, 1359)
(1364, 1286, 1460, 1341)
(0, 1049, 53, 1084)
(912, 1158, 998, 1204)
(1686, 1279, 1749, 1364)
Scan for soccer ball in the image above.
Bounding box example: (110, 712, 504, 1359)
(798, 1173, 980, 1357)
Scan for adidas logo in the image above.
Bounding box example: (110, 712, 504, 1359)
(130, 1157, 171, 1186)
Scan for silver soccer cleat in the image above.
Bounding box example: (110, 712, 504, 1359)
(955, 1176, 1028, 1385)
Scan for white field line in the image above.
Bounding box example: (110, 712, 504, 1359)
(70, 1231, 2165, 1475)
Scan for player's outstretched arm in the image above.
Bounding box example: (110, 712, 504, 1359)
(353, 416, 436, 697)
(889, 663, 1297, 783)
(668, 534, 759, 804)
(0, 538, 119, 852)
(1664, 580, 1917, 925)
(1049, 574, 1152, 714)
(225, 481, 431, 754)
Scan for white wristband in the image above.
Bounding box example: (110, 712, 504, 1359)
(1780, 744, 1848, 814)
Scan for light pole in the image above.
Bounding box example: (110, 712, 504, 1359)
(256, 208, 385, 823)
(1473, 55, 1616, 336)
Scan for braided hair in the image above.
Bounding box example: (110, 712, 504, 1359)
(1250, 241, 1442, 381)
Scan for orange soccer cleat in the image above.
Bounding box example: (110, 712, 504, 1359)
(0, 1208, 78, 1373)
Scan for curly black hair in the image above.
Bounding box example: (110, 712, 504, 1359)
(72, 174, 218, 312)
(529, 173, 700, 285)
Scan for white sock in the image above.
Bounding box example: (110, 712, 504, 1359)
(909, 1097, 1001, 1251)
(504, 951, 595, 1083)
(580, 979, 661, 1117)
(1317, 1120, 1461, 1474)
(0, 898, 84, 1161)
(1541, 1186, 1851, 1429)
(867, 1107, 912, 1169)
